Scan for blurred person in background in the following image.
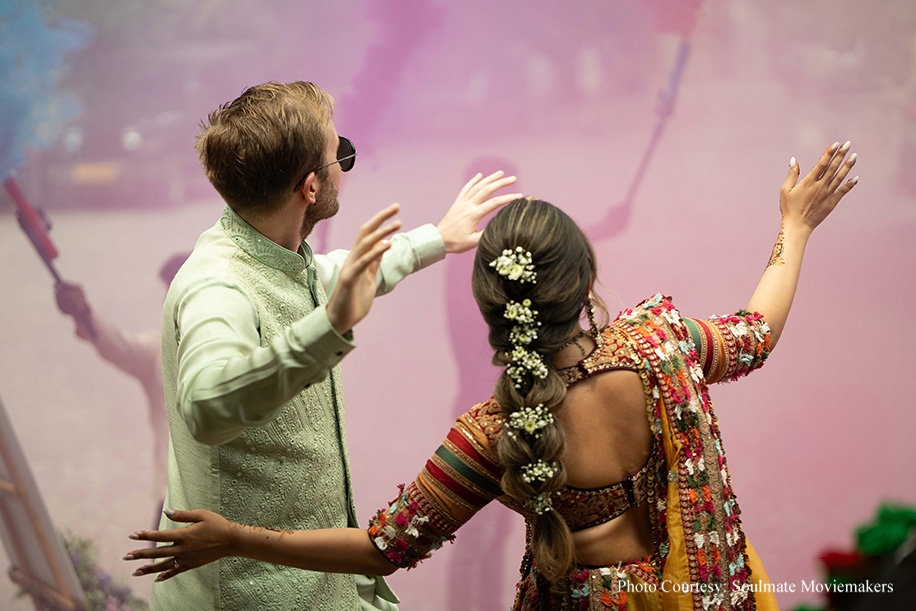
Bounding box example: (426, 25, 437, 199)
(127, 142, 859, 611)
(54, 252, 188, 526)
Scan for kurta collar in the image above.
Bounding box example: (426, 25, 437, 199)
(220, 206, 312, 273)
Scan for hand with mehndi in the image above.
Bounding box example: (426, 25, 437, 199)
(124, 508, 235, 582)
(749, 140, 859, 349)
(780, 141, 858, 236)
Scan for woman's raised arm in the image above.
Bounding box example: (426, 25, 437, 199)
(747, 141, 858, 349)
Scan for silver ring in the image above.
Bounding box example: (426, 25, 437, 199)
(173, 558, 180, 570)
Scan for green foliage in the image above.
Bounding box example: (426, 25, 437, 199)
(856, 503, 916, 557)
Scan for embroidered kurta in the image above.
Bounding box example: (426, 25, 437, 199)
(152, 206, 444, 611)
(368, 294, 779, 611)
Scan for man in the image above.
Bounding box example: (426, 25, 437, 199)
(150, 81, 518, 610)
(54, 253, 188, 525)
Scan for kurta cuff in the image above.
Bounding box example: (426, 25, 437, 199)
(405, 223, 446, 269)
(290, 302, 356, 366)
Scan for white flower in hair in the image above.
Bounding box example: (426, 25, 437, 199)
(509, 324, 538, 346)
(504, 300, 538, 324)
(490, 247, 537, 284)
(526, 492, 553, 515)
(507, 404, 554, 438)
(506, 346, 548, 387)
(502, 298, 546, 386)
(520, 459, 558, 484)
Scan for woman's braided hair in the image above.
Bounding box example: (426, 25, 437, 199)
(472, 198, 601, 582)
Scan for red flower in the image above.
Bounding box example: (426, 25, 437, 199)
(817, 549, 868, 580)
(570, 569, 589, 583)
(818, 550, 862, 569)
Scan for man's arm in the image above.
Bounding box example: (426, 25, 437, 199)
(316, 171, 520, 302)
(316, 223, 445, 298)
(55, 282, 159, 382)
(176, 172, 520, 444)
(173, 279, 354, 446)
(176, 206, 404, 445)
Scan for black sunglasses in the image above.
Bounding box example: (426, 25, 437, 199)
(292, 136, 357, 192)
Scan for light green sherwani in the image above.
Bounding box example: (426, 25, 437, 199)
(151, 207, 444, 610)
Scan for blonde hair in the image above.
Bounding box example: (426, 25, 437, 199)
(195, 81, 335, 219)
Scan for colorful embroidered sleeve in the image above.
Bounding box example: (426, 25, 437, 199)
(367, 401, 505, 569)
(683, 310, 771, 384)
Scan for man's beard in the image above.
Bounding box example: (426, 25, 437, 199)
(300, 181, 340, 241)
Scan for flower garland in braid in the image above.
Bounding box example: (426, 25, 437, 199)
(490, 248, 564, 517)
(475, 198, 602, 583)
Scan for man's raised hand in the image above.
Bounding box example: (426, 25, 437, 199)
(326, 204, 402, 334)
(436, 170, 522, 254)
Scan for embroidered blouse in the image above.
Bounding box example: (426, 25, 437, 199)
(368, 294, 771, 611)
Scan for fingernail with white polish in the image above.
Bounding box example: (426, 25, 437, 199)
(132, 571, 143, 577)
(850, 176, 859, 185)
(123, 554, 135, 560)
(840, 141, 851, 151)
(164, 508, 176, 517)
(129, 533, 140, 540)
(831, 142, 840, 151)
(848, 153, 857, 164)
(790, 157, 796, 168)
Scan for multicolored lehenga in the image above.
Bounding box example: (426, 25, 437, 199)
(368, 294, 780, 611)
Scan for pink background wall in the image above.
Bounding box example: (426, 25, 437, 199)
(1, 0, 915, 609)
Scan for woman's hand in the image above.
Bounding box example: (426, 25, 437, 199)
(780, 141, 858, 235)
(747, 142, 860, 348)
(124, 509, 235, 582)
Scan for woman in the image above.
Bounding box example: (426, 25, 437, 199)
(126, 142, 858, 610)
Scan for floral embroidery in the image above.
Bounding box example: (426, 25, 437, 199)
(612, 294, 770, 609)
(570, 569, 590, 599)
(367, 484, 455, 569)
(707, 309, 771, 382)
